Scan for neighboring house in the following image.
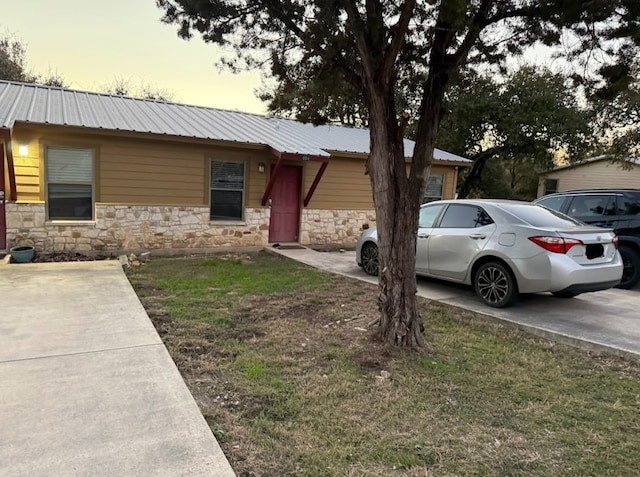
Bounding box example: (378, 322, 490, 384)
(0, 80, 470, 254)
(538, 156, 640, 197)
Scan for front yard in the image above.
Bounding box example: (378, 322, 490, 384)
(127, 252, 640, 477)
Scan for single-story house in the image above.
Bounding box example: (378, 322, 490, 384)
(0, 80, 470, 254)
(538, 155, 640, 197)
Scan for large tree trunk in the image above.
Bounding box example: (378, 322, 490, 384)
(368, 133, 425, 347)
(367, 93, 426, 347)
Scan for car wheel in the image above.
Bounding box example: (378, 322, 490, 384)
(361, 242, 379, 276)
(616, 246, 640, 289)
(552, 291, 579, 298)
(474, 261, 518, 308)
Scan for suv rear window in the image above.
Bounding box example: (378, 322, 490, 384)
(618, 195, 640, 215)
(567, 195, 616, 217)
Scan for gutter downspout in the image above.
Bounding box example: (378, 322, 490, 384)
(0, 128, 17, 201)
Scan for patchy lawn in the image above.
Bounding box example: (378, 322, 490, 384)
(127, 252, 640, 477)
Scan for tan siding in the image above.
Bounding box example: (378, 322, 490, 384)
(305, 157, 373, 209)
(430, 166, 455, 199)
(100, 141, 206, 205)
(10, 134, 41, 202)
(11, 125, 272, 208)
(242, 152, 271, 208)
(306, 159, 460, 209)
(10, 124, 462, 211)
(539, 161, 640, 197)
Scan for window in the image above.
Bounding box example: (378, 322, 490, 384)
(210, 160, 245, 221)
(418, 204, 445, 228)
(568, 195, 614, 218)
(438, 204, 492, 228)
(544, 178, 559, 195)
(503, 204, 583, 228)
(422, 174, 444, 203)
(46, 146, 94, 221)
(617, 196, 640, 216)
(536, 195, 566, 212)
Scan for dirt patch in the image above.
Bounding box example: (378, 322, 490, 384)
(127, 254, 640, 477)
(33, 251, 111, 262)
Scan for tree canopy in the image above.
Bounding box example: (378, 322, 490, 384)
(436, 66, 592, 200)
(0, 33, 65, 87)
(158, 0, 640, 347)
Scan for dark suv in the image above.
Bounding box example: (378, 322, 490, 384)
(534, 189, 640, 289)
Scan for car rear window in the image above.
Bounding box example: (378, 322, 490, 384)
(499, 204, 584, 228)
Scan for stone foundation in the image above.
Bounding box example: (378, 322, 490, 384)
(5, 203, 271, 253)
(5, 204, 376, 253)
(300, 209, 376, 246)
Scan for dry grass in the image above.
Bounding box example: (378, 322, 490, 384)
(127, 252, 640, 477)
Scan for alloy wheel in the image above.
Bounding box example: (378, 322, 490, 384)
(361, 243, 379, 276)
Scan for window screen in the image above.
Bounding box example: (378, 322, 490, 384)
(210, 160, 245, 220)
(544, 178, 559, 195)
(423, 174, 444, 203)
(46, 147, 94, 220)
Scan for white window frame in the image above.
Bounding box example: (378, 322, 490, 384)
(45, 146, 95, 221)
(210, 159, 246, 222)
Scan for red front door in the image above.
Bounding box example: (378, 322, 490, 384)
(268, 165, 301, 243)
(0, 145, 6, 251)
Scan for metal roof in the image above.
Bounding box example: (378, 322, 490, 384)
(545, 155, 640, 173)
(0, 80, 470, 163)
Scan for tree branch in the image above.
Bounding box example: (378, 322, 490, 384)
(382, 0, 417, 84)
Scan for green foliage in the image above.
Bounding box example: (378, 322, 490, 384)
(594, 63, 640, 159)
(0, 34, 34, 83)
(436, 67, 592, 200)
(101, 77, 177, 102)
(0, 32, 67, 87)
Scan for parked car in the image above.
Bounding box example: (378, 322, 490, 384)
(356, 199, 623, 308)
(534, 189, 640, 289)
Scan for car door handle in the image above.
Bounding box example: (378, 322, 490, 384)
(417, 233, 429, 239)
(469, 234, 486, 240)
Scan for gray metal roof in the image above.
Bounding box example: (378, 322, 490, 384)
(0, 80, 470, 163)
(546, 155, 640, 173)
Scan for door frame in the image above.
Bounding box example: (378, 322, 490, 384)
(268, 164, 302, 243)
(0, 144, 6, 250)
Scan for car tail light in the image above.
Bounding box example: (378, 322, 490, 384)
(613, 236, 619, 249)
(529, 236, 583, 254)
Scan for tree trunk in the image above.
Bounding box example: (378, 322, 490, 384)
(368, 136, 425, 348)
(367, 94, 425, 347)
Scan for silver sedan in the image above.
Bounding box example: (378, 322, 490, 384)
(356, 199, 623, 307)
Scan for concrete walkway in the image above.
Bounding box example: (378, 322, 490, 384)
(0, 261, 235, 476)
(270, 247, 640, 358)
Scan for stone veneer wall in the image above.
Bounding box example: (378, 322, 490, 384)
(300, 209, 376, 246)
(5, 204, 376, 253)
(5, 203, 271, 253)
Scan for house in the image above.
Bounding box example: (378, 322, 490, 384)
(0, 80, 470, 254)
(538, 156, 640, 197)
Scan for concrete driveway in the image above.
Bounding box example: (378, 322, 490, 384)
(0, 261, 235, 477)
(272, 248, 640, 358)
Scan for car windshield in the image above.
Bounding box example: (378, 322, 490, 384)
(500, 203, 584, 228)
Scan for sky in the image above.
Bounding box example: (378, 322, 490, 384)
(1, 0, 266, 113)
